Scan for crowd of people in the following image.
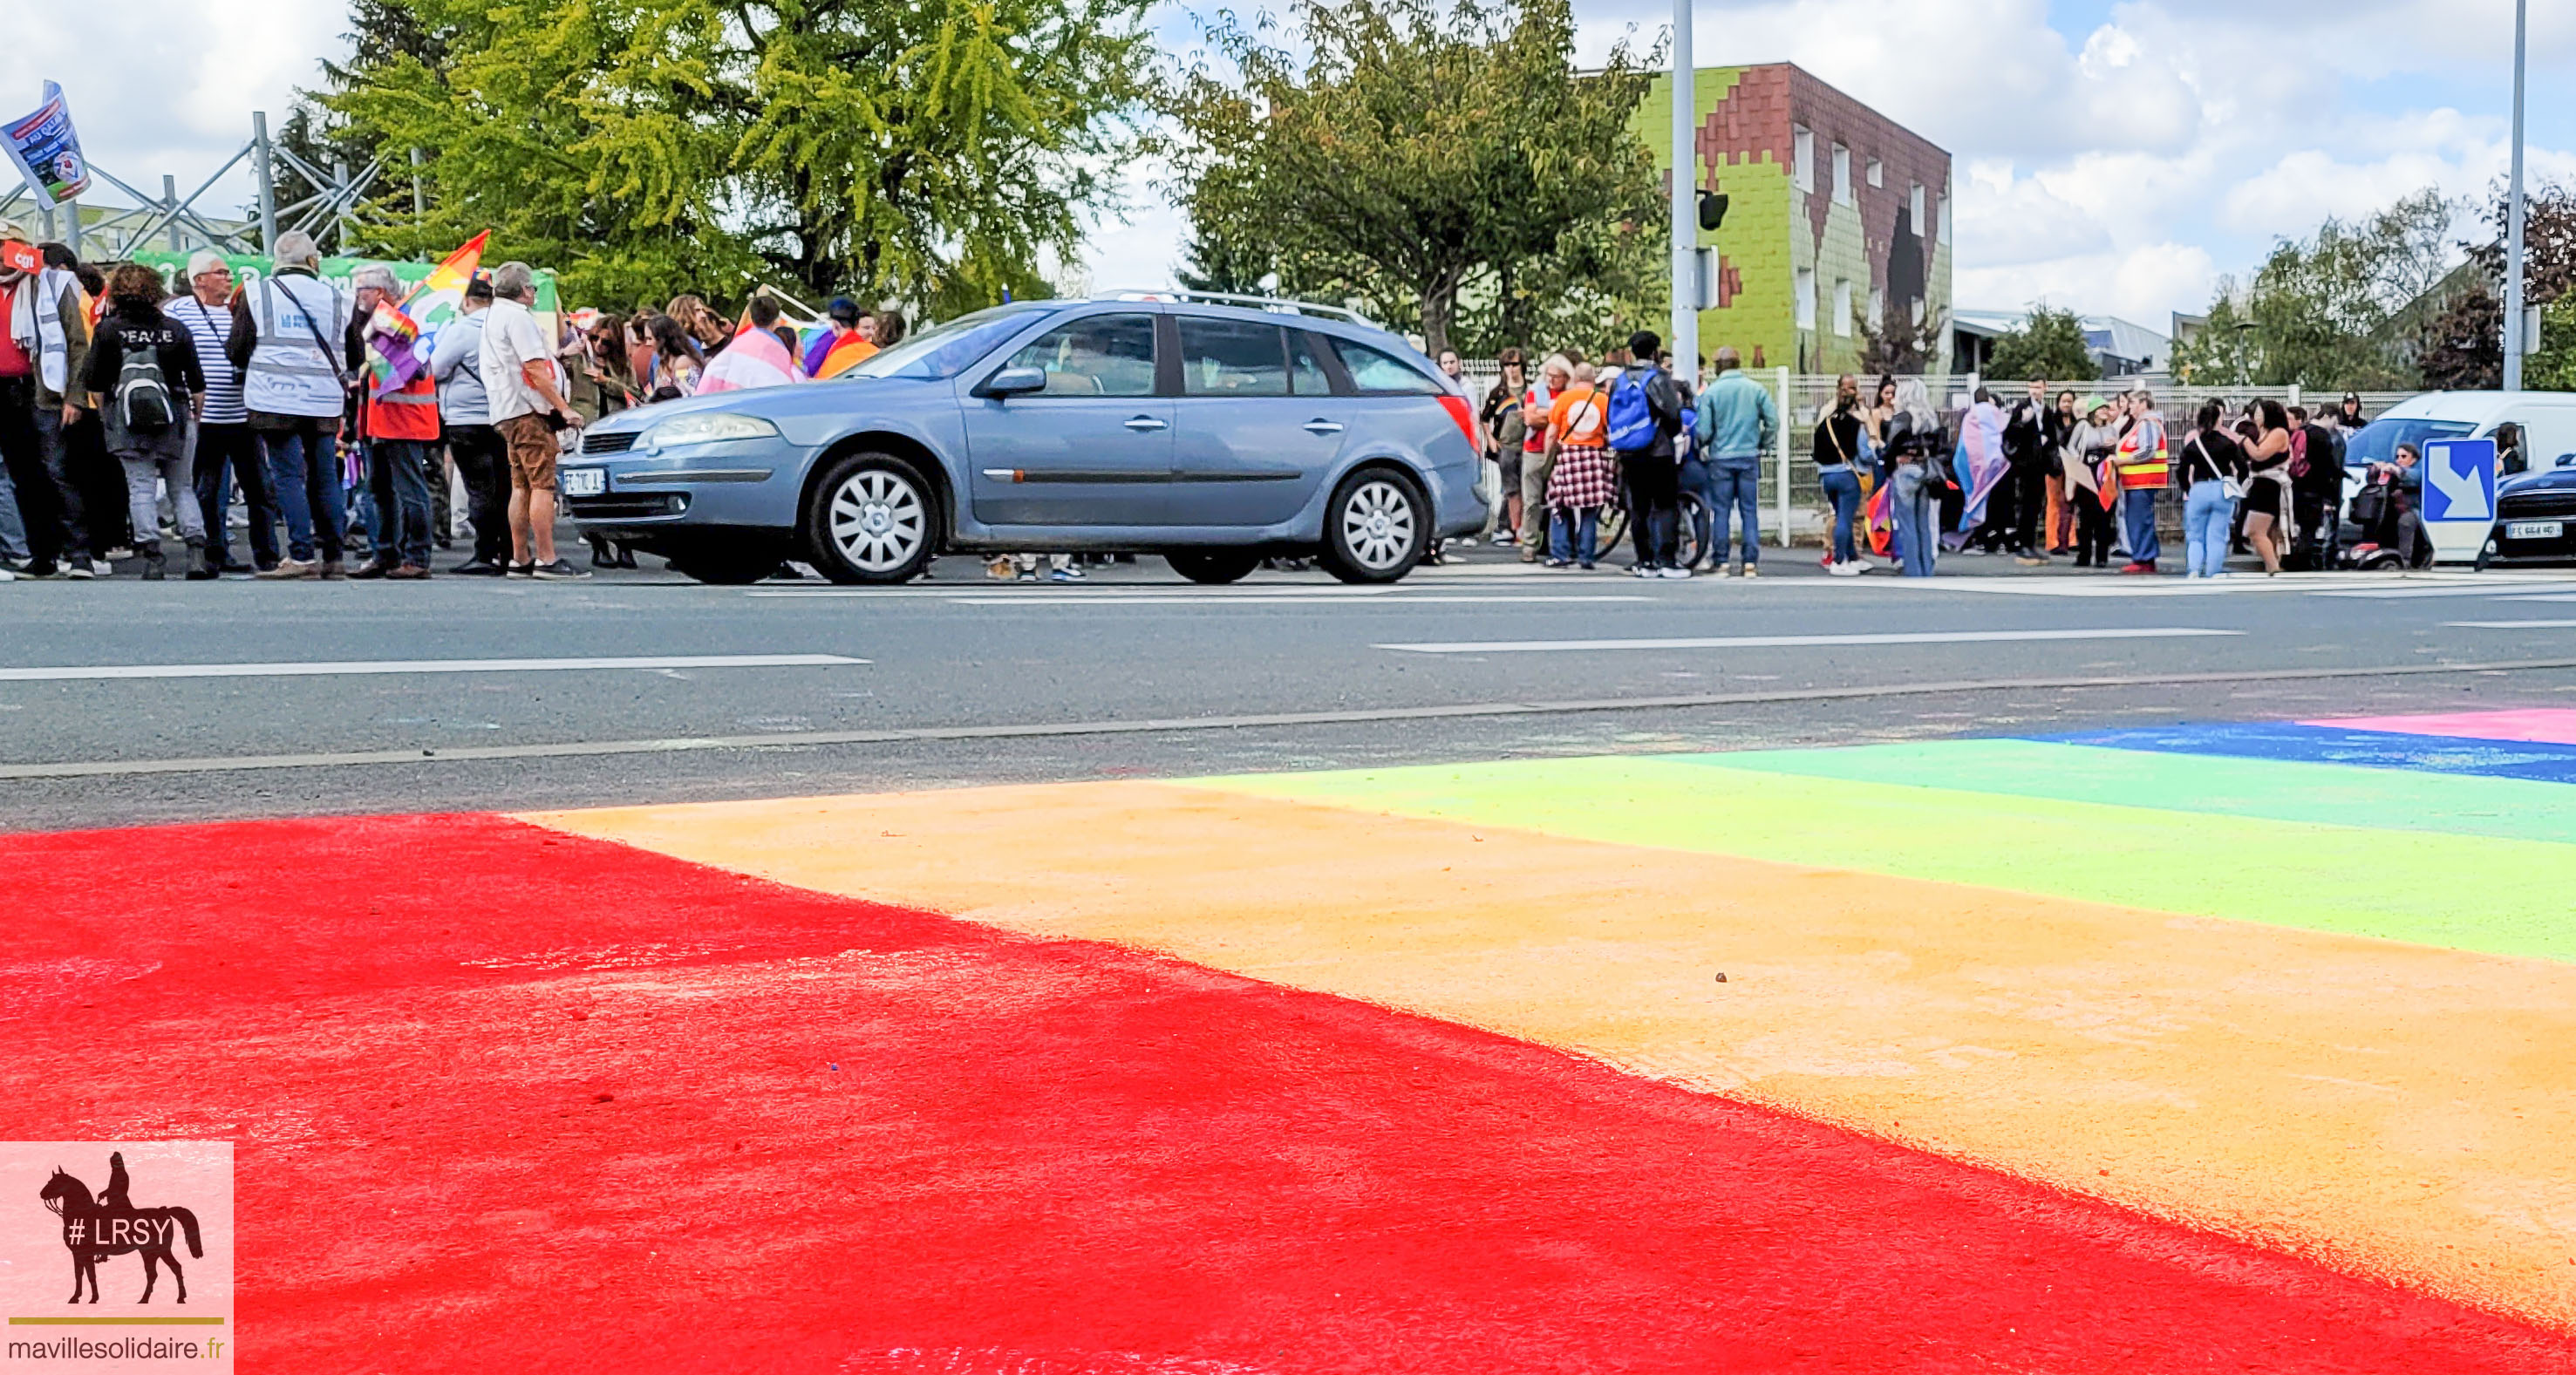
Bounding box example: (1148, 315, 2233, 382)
(0, 221, 899, 583)
(1455, 331, 2397, 579)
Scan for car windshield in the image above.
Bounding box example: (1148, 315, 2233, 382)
(2346, 418, 2473, 467)
(843, 303, 1053, 381)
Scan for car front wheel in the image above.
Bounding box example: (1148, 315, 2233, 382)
(806, 453, 937, 584)
(1319, 468, 1428, 583)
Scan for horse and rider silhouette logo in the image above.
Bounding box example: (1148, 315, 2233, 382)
(37, 1152, 205, 1304)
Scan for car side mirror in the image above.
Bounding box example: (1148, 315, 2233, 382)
(979, 366, 1046, 399)
(2557, 453, 2576, 469)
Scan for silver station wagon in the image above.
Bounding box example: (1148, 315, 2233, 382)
(563, 293, 1488, 584)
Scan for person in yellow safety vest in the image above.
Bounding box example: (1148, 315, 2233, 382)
(227, 231, 353, 579)
(347, 264, 439, 580)
(2114, 390, 2169, 575)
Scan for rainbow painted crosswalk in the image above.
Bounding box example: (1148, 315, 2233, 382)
(10, 709, 2576, 1369)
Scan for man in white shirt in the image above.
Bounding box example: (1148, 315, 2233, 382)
(476, 262, 587, 579)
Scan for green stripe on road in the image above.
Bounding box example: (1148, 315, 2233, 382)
(1673, 738, 2576, 846)
(1192, 755, 2576, 963)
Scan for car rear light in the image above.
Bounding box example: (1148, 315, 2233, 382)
(1438, 395, 1480, 455)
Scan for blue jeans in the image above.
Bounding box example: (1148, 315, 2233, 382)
(1550, 506, 1599, 564)
(369, 438, 436, 568)
(2183, 481, 2233, 577)
(262, 419, 347, 563)
(1707, 457, 1762, 566)
(1891, 462, 1938, 576)
(1819, 466, 1862, 563)
(2123, 487, 2162, 566)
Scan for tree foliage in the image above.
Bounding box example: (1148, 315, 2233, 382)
(314, 0, 1153, 309)
(2415, 182, 2576, 391)
(2170, 284, 2257, 385)
(1983, 304, 2096, 383)
(2175, 188, 2457, 390)
(1162, 0, 1662, 357)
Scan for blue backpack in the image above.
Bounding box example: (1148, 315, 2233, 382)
(1605, 366, 1661, 453)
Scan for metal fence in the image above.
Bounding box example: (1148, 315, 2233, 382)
(1458, 360, 2426, 547)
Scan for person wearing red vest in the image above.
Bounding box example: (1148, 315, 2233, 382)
(350, 265, 439, 579)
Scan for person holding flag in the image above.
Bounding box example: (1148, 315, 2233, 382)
(803, 297, 879, 380)
(345, 264, 437, 578)
(696, 294, 798, 393)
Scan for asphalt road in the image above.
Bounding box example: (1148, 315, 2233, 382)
(8, 547, 2576, 828)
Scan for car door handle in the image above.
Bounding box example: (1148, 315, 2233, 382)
(1303, 419, 1345, 435)
(1124, 415, 1169, 432)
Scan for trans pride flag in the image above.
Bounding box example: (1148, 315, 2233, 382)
(1944, 399, 2008, 550)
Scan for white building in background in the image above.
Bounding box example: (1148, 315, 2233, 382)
(1952, 308, 2172, 378)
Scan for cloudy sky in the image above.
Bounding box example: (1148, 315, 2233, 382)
(8, 0, 2570, 328)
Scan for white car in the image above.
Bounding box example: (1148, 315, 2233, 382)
(2346, 391, 2576, 562)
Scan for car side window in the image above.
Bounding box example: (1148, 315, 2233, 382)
(1331, 339, 1443, 395)
(1287, 331, 1333, 396)
(1177, 317, 1288, 397)
(1002, 313, 1156, 398)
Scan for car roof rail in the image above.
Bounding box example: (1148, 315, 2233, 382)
(1091, 287, 1377, 327)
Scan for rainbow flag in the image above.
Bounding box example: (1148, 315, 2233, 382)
(1863, 472, 1895, 557)
(399, 230, 488, 312)
(809, 329, 877, 380)
(363, 300, 426, 399)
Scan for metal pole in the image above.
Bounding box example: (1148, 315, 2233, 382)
(1775, 365, 1791, 547)
(410, 146, 426, 220)
(2504, 0, 2528, 391)
(252, 112, 278, 252)
(1667, 0, 1697, 378)
(163, 174, 182, 250)
(63, 197, 79, 259)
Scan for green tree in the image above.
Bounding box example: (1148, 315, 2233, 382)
(2170, 286, 2256, 385)
(2177, 187, 2456, 390)
(1162, 0, 1662, 356)
(2415, 182, 2576, 391)
(1985, 305, 2097, 382)
(317, 0, 1153, 309)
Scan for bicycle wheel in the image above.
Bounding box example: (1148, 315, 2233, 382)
(1592, 500, 1628, 558)
(1673, 494, 1706, 568)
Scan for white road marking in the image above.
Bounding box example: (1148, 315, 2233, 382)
(0, 654, 866, 683)
(944, 594, 1655, 606)
(2443, 620, 2576, 630)
(1378, 628, 2244, 654)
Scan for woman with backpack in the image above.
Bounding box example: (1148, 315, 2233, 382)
(77, 263, 208, 579)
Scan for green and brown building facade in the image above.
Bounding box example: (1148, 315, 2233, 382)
(1637, 63, 1953, 376)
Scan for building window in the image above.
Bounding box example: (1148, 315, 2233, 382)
(1832, 280, 1854, 337)
(1795, 269, 1816, 331)
(1866, 157, 1883, 188)
(1792, 126, 1815, 192)
(1832, 145, 1852, 205)
(1907, 182, 1926, 233)
(1938, 179, 1952, 245)
(1868, 286, 1885, 331)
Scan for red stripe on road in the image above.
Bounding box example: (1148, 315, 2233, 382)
(0, 813, 2560, 1371)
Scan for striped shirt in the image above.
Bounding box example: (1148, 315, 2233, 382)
(165, 296, 246, 424)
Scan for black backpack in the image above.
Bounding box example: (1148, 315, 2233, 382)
(114, 336, 178, 432)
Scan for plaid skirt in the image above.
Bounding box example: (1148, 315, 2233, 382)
(1547, 445, 1618, 509)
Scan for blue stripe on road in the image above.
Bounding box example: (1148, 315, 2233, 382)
(2033, 722, 2576, 785)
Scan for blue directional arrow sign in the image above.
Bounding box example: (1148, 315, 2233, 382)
(2423, 438, 2497, 524)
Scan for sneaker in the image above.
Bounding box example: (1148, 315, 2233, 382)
(1627, 564, 1658, 578)
(1544, 557, 1571, 568)
(449, 560, 506, 576)
(0, 565, 15, 582)
(63, 561, 95, 580)
(1578, 560, 1595, 570)
(1455, 536, 1479, 548)
(529, 559, 592, 581)
(2118, 562, 2151, 575)
(1658, 565, 1692, 579)
(1741, 565, 1760, 578)
(505, 562, 536, 579)
(1826, 561, 1862, 577)
(348, 562, 392, 581)
(1047, 567, 1085, 582)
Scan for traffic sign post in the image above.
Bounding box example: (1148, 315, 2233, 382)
(2421, 437, 2498, 563)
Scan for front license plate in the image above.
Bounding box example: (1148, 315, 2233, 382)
(561, 467, 607, 498)
(2506, 520, 2563, 541)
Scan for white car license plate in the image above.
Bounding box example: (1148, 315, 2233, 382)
(2507, 520, 2563, 541)
(561, 467, 607, 498)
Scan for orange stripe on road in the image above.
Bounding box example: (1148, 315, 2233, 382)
(528, 782, 2576, 1330)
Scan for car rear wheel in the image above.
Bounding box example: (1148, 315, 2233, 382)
(805, 453, 937, 584)
(1319, 468, 1428, 583)
(1167, 552, 1261, 584)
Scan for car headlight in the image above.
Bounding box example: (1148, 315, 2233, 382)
(645, 412, 780, 448)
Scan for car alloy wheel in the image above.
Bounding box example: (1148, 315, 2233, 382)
(828, 467, 927, 574)
(1339, 476, 1419, 574)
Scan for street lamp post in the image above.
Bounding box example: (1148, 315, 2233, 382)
(2504, 0, 2528, 391)
(1669, 0, 1696, 383)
